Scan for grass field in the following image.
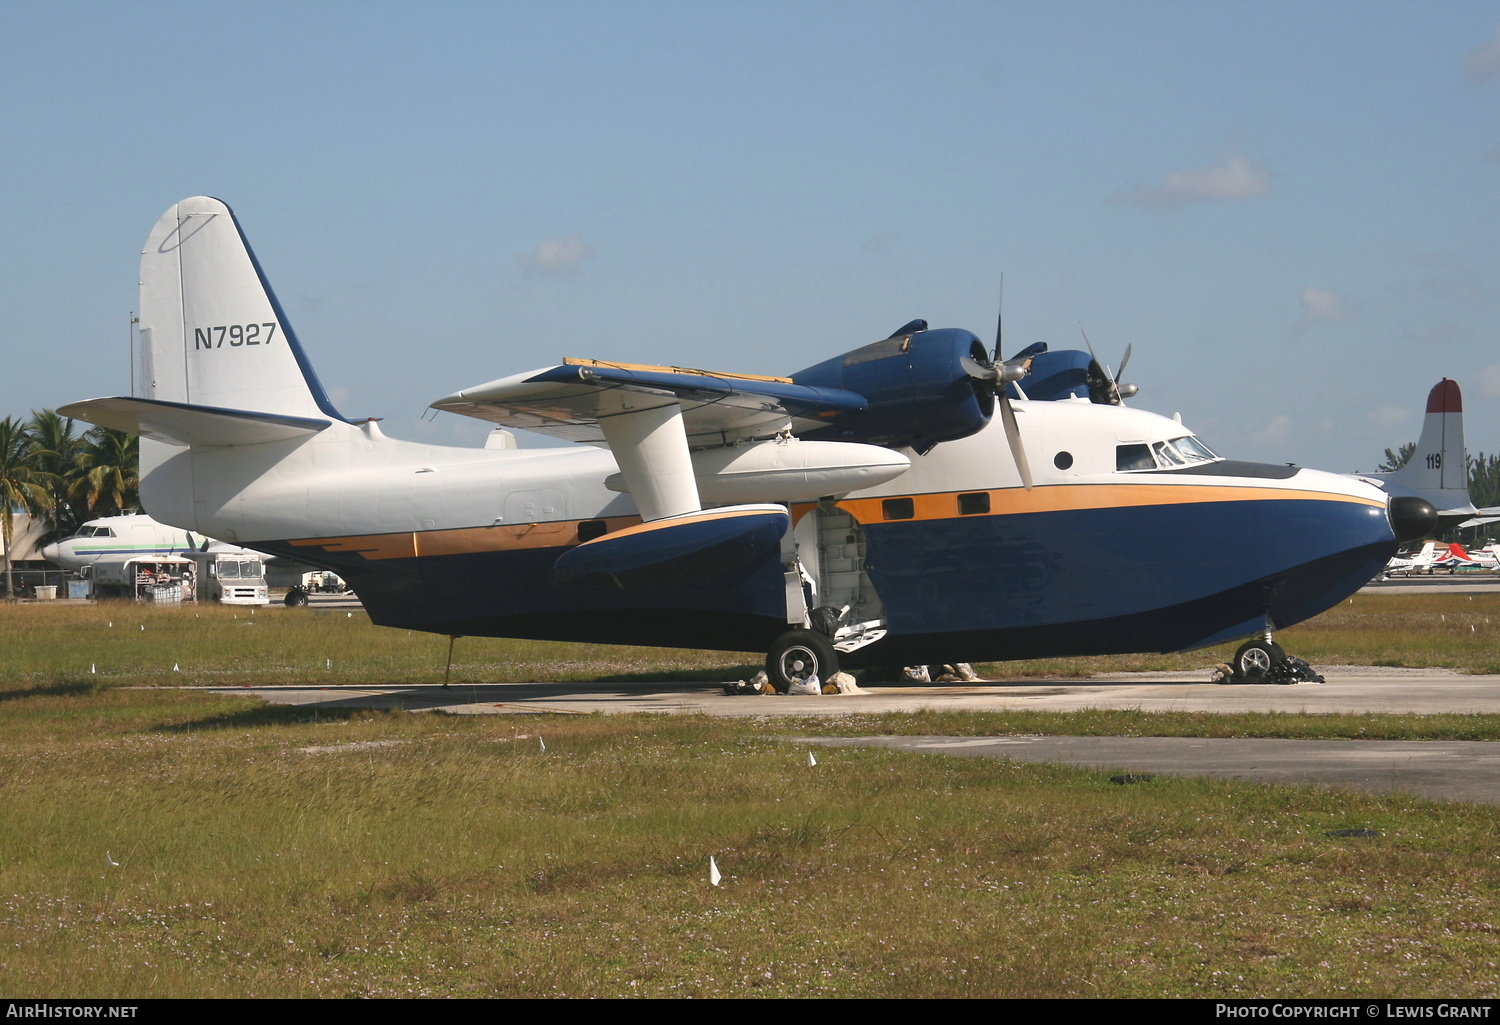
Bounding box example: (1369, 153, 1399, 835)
(2, 595, 1499, 998)
(8, 590, 1500, 687)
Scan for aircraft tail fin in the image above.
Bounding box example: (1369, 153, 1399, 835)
(1383, 379, 1466, 493)
(1368, 379, 1474, 525)
(138, 197, 347, 421)
(1447, 542, 1474, 562)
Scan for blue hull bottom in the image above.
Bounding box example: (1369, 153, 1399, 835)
(258, 505, 1393, 663)
(843, 540, 1391, 666)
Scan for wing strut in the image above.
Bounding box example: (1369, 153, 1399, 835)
(597, 402, 702, 521)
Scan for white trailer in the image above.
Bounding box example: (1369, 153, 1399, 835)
(89, 555, 195, 603)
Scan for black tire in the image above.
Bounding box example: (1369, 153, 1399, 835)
(283, 589, 309, 607)
(766, 630, 839, 694)
(1233, 639, 1285, 681)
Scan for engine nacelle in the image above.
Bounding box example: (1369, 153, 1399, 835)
(790, 327, 994, 452)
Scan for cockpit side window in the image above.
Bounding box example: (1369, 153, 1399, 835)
(1116, 444, 1156, 472)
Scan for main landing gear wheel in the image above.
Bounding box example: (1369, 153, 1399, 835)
(283, 587, 309, 607)
(1233, 639, 1285, 682)
(766, 630, 838, 694)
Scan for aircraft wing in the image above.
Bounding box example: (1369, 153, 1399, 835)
(430, 358, 869, 445)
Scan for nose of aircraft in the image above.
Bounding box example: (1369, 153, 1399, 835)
(40, 542, 60, 563)
(1389, 496, 1438, 542)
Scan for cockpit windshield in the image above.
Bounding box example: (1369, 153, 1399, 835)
(1167, 435, 1219, 465)
(1116, 435, 1221, 472)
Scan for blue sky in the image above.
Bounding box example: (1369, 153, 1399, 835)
(3, 0, 1499, 472)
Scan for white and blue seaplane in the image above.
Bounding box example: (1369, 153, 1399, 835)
(60, 198, 1437, 688)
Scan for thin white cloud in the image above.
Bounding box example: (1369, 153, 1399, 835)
(1414, 253, 1496, 308)
(1300, 286, 1344, 322)
(1110, 153, 1272, 210)
(1478, 362, 1500, 398)
(1368, 405, 1411, 431)
(1466, 24, 1500, 82)
(1250, 414, 1295, 449)
(516, 233, 594, 278)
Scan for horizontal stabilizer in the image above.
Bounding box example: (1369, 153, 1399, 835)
(553, 505, 788, 589)
(58, 396, 331, 447)
(431, 360, 868, 445)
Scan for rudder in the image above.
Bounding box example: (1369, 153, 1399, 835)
(139, 197, 345, 420)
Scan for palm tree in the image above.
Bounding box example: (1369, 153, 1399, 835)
(70, 427, 139, 521)
(0, 416, 55, 598)
(25, 409, 84, 545)
(1377, 443, 1416, 472)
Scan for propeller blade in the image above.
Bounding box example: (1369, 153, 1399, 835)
(1078, 324, 1098, 364)
(1080, 325, 1132, 405)
(960, 354, 999, 383)
(998, 395, 1032, 491)
(993, 273, 1005, 362)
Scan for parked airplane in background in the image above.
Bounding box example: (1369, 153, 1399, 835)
(43, 512, 326, 592)
(41, 513, 192, 570)
(1384, 540, 1443, 576)
(61, 197, 1437, 686)
(1383, 540, 1487, 576)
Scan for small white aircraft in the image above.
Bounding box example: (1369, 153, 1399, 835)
(42, 512, 328, 594)
(61, 198, 1437, 686)
(40, 513, 193, 571)
(1383, 540, 1443, 576)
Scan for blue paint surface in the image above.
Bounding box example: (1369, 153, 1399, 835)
(262, 495, 1395, 658)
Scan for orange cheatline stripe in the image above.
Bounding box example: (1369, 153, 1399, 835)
(286, 483, 1382, 561)
(290, 515, 642, 561)
(578, 506, 786, 546)
(802, 483, 1385, 525)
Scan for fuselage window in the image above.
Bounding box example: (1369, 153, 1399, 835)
(1054, 451, 1073, 470)
(577, 520, 608, 543)
(1116, 444, 1156, 472)
(882, 497, 915, 520)
(958, 492, 990, 515)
